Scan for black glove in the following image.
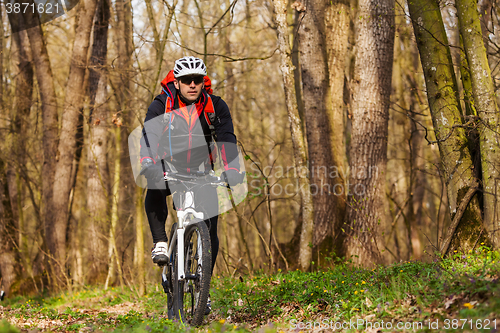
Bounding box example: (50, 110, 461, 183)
(223, 169, 245, 188)
(140, 159, 164, 183)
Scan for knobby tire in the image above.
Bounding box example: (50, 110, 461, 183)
(168, 221, 211, 326)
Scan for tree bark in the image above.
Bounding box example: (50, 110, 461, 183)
(324, 0, 349, 258)
(297, 0, 348, 260)
(114, 0, 135, 254)
(386, 7, 413, 261)
(0, 146, 17, 297)
(272, 0, 315, 271)
(408, 78, 426, 259)
(291, 8, 305, 129)
(440, 179, 479, 255)
(106, 0, 134, 286)
(50, 0, 98, 288)
(456, 0, 500, 249)
(8, 14, 34, 276)
(87, 0, 110, 283)
(341, 0, 395, 266)
(22, 2, 59, 271)
(105, 126, 124, 288)
(478, 0, 493, 68)
(0, 4, 3, 108)
(408, 0, 484, 252)
(134, 187, 145, 296)
(223, 0, 235, 115)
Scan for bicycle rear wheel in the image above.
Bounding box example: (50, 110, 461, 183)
(173, 220, 212, 326)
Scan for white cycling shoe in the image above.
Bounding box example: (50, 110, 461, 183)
(151, 242, 169, 266)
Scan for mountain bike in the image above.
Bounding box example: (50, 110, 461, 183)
(129, 114, 248, 325)
(158, 168, 229, 326)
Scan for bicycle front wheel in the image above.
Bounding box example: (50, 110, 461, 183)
(174, 220, 212, 326)
(166, 223, 177, 320)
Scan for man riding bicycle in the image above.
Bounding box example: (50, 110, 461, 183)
(139, 56, 243, 315)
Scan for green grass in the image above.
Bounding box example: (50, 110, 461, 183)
(1, 247, 499, 332)
(0, 321, 19, 333)
(211, 247, 500, 331)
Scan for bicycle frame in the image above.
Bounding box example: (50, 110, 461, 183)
(161, 191, 205, 283)
(160, 170, 228, 291)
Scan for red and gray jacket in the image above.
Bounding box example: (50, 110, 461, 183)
(140, 70, 240, 174)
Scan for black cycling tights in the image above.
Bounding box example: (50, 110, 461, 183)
(145, 188, 219, 274)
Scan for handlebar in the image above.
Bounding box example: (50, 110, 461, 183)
(163, 170, 229, 187)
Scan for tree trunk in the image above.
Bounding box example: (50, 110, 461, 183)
(50, 0, 97, 288)
(0, 154, 18, 297)
(386, 7, 413, 261)
(478, 0, 493, 68)
(291, 8, 305, 128)
(408, 0, 484, 254)
(8, 12, 34, 274)
(0, 4, 3, 108)
(324, 0, 349, 258)
(107, 0, 135, 284)
(22, 2, 59, 274)
(272, 0, 315, 271)
(0, 13, 12, 295)
(135, 187, 145, 296)
(223, 0, 235, 115)
(297, 0, 336, 254)
(105, 126, 124, 288)
(407, 42, 437, 259)
(114, 0, 135, 257)
(87, 0, 110, 283)
(342, 0, 395, 266)
(456, 0, 500, 249)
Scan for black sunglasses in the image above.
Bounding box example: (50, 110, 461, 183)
(178, 75, 204, 85)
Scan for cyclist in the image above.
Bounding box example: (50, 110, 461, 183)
(139, 56, 243, 314)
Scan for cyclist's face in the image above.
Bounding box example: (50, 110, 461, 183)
(174, 76, 204, 103)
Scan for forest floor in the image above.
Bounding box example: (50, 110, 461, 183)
(1, 247, 499, 332)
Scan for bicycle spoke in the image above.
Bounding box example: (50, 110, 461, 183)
(168, 221, 211, 326)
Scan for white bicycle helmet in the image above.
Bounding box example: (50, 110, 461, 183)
(173, 56, 207, 78)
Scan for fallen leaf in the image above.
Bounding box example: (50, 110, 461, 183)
(444, 295, 458, 309)
(364, 313, 376, 321)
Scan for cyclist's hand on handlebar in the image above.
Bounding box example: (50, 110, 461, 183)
(140, 159, 164, 183)
(222, 169, 245, 187)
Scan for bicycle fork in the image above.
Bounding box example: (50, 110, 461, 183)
(167, 191, 205, 282)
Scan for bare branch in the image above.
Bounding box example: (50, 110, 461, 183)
(167, 40, 278, 62)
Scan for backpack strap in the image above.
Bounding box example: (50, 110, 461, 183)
(161, 82, 177, 160)
(162, 81, 176, 116)
(202, 93, 217, 141)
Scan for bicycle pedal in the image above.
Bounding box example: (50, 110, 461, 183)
(153, 254, 169, 266)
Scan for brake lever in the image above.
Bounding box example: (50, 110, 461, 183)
(163, 171, 177, 182)
(205, 174, 228, 187)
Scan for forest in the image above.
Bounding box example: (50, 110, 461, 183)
(0, 0, 500, 326)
